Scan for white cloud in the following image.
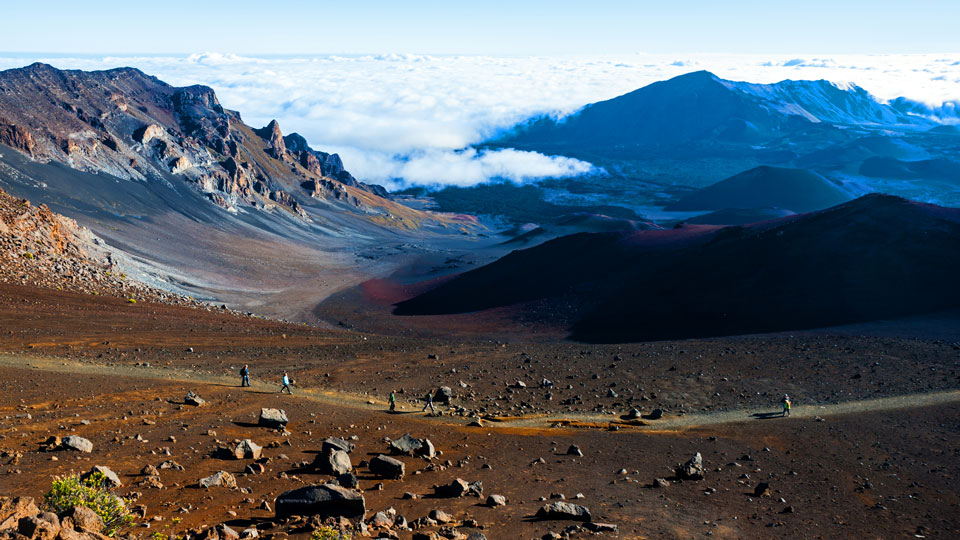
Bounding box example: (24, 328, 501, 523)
(1, 53, 958, 187)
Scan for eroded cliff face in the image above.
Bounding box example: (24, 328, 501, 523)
(0, 63, 389, 218)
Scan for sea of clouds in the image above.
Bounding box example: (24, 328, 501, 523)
(1, 52, 958, 189)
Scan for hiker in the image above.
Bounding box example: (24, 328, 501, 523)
(388, 390, 397, 412)
(240, 364, 250, 387)
(280, 371, 292, 394)
(781, 394, 791, 417)
(421, 389, 435, 414)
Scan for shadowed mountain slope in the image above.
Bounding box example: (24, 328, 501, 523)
(396, 195, 960, 342)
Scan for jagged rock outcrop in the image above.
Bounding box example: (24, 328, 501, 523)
(0, 123, 35, 155)
(253, 120, 286, 159)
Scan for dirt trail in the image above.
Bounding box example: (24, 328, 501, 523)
(3, 353, 958, 432)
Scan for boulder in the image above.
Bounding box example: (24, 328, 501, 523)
(66, 506, 104, 533)
(433, 478, 469, 498)
(314, 449, 352, 476)
(647, 408, 664, 420)
(753, 482, 771, 497)
(369, 455, 405, 480)
(61, 436, 93, 453)
(321, 437, 355, 455)
(675, 452, 705, 481)
(80, 466, 122, 488)
(18, 516, 60, 540)
(337, 473, 358, 489)
(428, 510, 453, 524)
(566, 445, 583, 457)
(185, 391, 205, 407)
(199, 471, 237, 489)
(585, 522, 618, 532)
(486, 494, 507, 507)
(274, 485, 365, 519)
(368, 511, 392, 529)
(653, 478, 670, 488)
(258, 408, 288, 429)
(535, 501, 592, 522)
(217, 524, 239, 540)
(0, 497, 40, 529)
(389, 434, 435, 458)
(234, 439, 262, 460)
(434, 386, 454, 404)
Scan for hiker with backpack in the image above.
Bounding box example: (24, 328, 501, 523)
(240, 364, 250, 387)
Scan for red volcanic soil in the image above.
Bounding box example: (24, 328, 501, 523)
(1, 282, 960, 539)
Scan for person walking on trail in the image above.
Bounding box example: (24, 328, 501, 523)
(422, 389, 435, 414)
(388, 390, 397, 412)
(280, 371, 292, 394)
(781, 394, 791, 417)
(240, 364, 250, 387)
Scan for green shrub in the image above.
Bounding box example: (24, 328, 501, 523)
(310, 526, 352, 540)
(23, 252, 34, 259)
(43, 472, 133, 536)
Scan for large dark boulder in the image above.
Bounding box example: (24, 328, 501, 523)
(434, 386, 454, 404)
(274, 485, 365, 519)
(369, 455, 405, 480)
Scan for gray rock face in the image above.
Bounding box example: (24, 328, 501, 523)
(389, 434, 435, 458)
(675, 452, 705, 480)
(258, 408, 288, 429)
(321, 437, 355, 455)
(369, 455, 405, 480)
(199, 471, 237, 489)
(80, 466, 122, 488)
(535, 501, 592, 521)
(274, 484, 365, 519)
(61, 436, 93, 453)
(314, 449, 352, 476)
(234, 439, 262, 460)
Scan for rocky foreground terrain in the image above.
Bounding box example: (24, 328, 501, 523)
(0, 284, 958, 539)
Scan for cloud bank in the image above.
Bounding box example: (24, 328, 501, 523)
(1, 53, 958, 189)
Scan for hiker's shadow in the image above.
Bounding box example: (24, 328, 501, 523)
(751, 412, 785, 420)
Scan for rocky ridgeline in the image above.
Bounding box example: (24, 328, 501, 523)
(0, 187, 199, 306)
(0, 63, 388, 218)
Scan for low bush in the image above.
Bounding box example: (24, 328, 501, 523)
(43, 472, 133, 536)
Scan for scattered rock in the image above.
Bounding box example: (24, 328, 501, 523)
(433, 478, 470, 498)
(675, 452, 705, 481)
(321, 437, 355, 455)
(369, 455, 405, 480)
(754, 482, 771, 497)
(0, 497, 40, 529)
(653, 478, 670, 488)
(199, 471, 236, 489)
(535, 501, 592, 522)
(184, 391, 205, 407)
(585, 522, 617, 532)
(486, 494, 507, 507)
(566, 445, 583, 457)
(80, 465, 122, 488)
(234, 439, 262, 460)
(60, 436, 93, 453)
(434, 386, 454, 404)
(390, 434, 436, 458)
(314, 449, 352, 476)
(258, 408, 288, 429)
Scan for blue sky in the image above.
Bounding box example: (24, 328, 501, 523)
(3, 0, 959, 55)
